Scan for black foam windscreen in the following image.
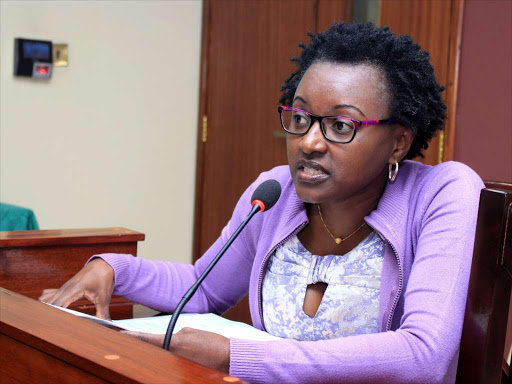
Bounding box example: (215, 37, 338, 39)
(250, 179, 282, 211)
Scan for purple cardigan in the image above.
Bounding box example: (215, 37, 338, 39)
(98, 160, 484, 383)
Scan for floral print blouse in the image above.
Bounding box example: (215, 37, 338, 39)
(262, 231, 385, 341)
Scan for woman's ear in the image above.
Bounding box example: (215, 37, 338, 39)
(389, 126, 414, 163)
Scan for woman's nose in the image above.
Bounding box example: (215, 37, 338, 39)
(299, 121, 328, 154)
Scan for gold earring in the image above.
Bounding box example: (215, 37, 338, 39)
(388, 161, 399, 182)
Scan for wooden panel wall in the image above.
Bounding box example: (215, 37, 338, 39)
(380, 0, 463, 164)
(194, 0, 353, 259)
(198, 0, 316, 258)
(194, 0, 353, 323)
(193, 0, 464, 324)
(317, 0, 352, 31)
(454, 0, 512, 182)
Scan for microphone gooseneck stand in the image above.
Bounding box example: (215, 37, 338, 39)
(162, 203, 262, 351)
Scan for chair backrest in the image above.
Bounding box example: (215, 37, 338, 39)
(456, 181, 512, 383)
(0, 202, 39, 231)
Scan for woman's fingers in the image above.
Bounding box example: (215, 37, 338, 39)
(38, 258, 115, 320)
(93, 294, 112, 320)
(39, 285, 111, 319)
(38, 288, 59, 303)
(52, 288, 85, 308)
(40, 288, 58, 296)
(39, 284, 80, 306)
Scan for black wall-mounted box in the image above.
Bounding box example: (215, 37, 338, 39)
(14, 38, 53, 79)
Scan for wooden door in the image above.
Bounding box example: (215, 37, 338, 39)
(193, 0, 351, 324)
(380, 0, 464, 164)
(193, 0, 463, 324)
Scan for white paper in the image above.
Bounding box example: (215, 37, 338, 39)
(115, 313, 281, 341)
(47, 304, 124, 329)
(46, 304, 281, 341)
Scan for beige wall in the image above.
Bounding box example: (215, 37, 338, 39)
(0, 0, 202, 263)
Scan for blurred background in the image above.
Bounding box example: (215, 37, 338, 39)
(1, 1, 202, 262)
(0, 0, 510, 265)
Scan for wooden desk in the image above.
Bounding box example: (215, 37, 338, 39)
(0, 228, 144, 319)
(0, 288, 244, 383)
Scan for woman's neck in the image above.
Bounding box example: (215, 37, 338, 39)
(298, 173, 387, 256)
(315, 173, 386, 233)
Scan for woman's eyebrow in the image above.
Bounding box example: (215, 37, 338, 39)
(293, 97, 366, 118)
(293, 96, 308, 104)
(334, 104, 366, 118)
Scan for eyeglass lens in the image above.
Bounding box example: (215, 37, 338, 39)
(280, 109, 355, 143)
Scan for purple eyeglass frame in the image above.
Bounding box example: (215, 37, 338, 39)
(278, 105, 393, 144)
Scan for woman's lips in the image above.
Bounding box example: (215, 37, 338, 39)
(296, 161, 329, 183)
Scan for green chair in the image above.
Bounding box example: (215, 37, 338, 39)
(0, 203, 39, 231)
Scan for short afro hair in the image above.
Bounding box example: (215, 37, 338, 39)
(280, 22, 447, 160)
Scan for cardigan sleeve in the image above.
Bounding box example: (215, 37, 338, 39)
(91, 178, 260, 315)
(229, 163, 484, 384)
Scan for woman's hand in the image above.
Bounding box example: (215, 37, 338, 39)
(123, 328, 230, 373)
(38, 258, 115, 320)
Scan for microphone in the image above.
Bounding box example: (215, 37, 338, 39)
(162, 179, 282, 350)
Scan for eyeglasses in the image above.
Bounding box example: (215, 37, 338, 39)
(278, 105, 393, 144)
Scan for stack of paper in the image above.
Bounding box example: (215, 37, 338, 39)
(47, 304, 281, 341)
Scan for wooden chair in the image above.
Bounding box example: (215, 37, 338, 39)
(457, 181, 512, 383)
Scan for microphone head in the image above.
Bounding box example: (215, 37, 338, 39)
(251, 179, 282, 212)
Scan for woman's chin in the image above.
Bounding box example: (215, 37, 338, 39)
(295, 188, 323, 204)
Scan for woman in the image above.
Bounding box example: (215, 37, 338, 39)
(40, 22, 484, 383)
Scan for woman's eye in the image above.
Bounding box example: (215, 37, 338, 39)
(333, 120, 352, 132)
(333, 122, 346, 131)
(325, 118, 354, 135)
(292, 113, 308, 125)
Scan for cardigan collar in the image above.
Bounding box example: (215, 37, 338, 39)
(275, 161, 421, 263)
